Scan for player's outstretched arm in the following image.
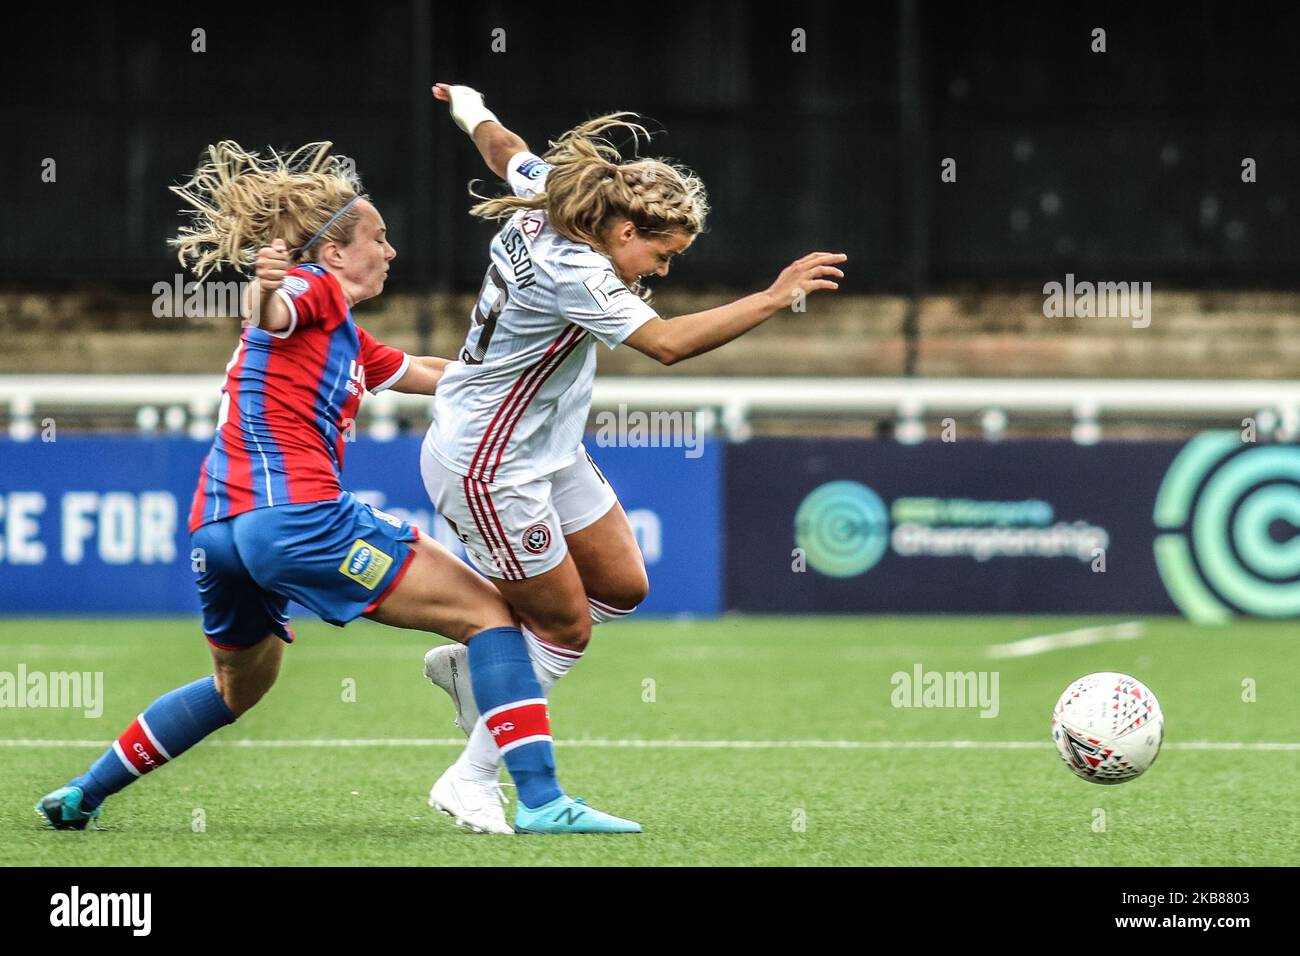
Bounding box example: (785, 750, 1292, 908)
(624, 251, 846, 366)
(241, 238, 294, 333)
(388, 355, 451, 396)
(432, 83, 529, 180)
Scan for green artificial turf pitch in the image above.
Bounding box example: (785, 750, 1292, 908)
(1, 616, 1296, 866)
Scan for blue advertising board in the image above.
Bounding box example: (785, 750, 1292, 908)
(0, 437, 721, 617)
(725, 436, 1300, 618)
(6, 433, 1295, 620)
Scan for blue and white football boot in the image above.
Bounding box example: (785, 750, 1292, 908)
(515, 795, 642, 834)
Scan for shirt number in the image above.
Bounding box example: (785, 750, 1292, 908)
(462, 264, 508, 365)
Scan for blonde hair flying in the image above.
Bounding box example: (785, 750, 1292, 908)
(169, 141, 366, 279)
(470, 113, 709, 250)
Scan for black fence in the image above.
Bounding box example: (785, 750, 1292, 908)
(2, 1, 1298, 290)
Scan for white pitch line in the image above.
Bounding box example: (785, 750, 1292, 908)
(1, 738, 1296, 751)
(987, 621, 1146, 659)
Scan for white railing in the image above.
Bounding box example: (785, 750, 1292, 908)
(1, 375, 1298, 443)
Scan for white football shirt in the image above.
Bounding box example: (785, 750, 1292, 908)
(425, 151, 657, 485)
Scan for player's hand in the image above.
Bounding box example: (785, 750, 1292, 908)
(255, 239, 291, 293)
(765, 252, 847, 310)
(431, 82, 498, 135)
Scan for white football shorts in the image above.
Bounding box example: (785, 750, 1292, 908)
(420, 442, 618, 581)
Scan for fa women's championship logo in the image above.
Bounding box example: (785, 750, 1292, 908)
(793, 481, 890, 578)
(1153, 432, 1300, 622)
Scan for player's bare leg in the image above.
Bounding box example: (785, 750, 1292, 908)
(210, 634, 285, 717)
(565, 501, 649, 619)
(493, 558, 593, 651)
(364, 534, 516, 641)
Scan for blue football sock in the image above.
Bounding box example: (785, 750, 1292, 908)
(71, 675, 235, 811)
(467, 626, 563, 809)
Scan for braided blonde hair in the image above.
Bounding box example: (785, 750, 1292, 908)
(169, 141, 366, 279)
(470, 113, 708, 251)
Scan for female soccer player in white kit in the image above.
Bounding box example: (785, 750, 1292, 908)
(421, 83, 846, 833)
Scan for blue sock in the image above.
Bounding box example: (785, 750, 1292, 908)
(71, 675, 236, 811)
(468, 626, 563, 809)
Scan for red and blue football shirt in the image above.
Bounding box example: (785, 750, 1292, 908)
(188, 263, 410, 533)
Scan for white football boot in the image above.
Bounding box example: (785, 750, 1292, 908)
(423, 643, 479, 737)
(428, 761, 514, 835)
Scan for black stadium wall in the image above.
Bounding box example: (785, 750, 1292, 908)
(2, 1, 1299, 291)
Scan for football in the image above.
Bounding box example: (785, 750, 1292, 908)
(1051, 672, 1164, 784)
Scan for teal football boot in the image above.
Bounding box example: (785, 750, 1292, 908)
(514, 795, 642, 834)
(35, 786, 102, 831)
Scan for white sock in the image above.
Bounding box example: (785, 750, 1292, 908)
(458, 719, 504, 782)
(588, 597, 637, 625)
(521, 625, 586, 678)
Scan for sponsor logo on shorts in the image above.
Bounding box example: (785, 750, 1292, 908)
(522, 523, 552, 554)
(339, 538, 395, 590)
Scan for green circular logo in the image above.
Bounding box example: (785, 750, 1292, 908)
(1153, 434, 1300, 621)
(794, 481, 889, 578)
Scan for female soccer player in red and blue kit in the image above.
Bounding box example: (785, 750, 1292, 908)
(35, 141, 637, 834)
